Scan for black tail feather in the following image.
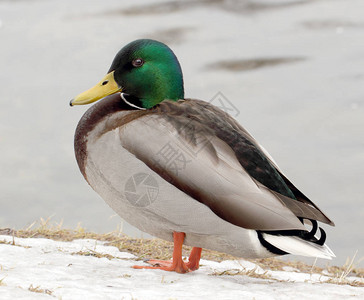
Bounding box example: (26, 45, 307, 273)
(303, 219, 318, 240)
(258, 218, 327, 255)
(316, 228, 326, 246)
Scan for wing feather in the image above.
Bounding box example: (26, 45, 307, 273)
(117, 99, 333, 230)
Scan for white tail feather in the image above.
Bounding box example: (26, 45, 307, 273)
(262, 233, 335, 260)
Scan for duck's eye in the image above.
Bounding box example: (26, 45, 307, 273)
(132, 58, 144, 67)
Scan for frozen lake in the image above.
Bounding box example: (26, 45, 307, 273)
(0, 0, 363, 267)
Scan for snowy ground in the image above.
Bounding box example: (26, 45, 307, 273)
(0, 235, 362, 300)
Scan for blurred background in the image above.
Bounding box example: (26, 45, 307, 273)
(0, 0, 363, 267)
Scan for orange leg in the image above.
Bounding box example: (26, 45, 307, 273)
(132, 232, 203, 273)
(133, 232, 190, 273)
(186, 247, 202, 271)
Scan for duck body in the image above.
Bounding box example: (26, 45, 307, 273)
(71, 39, 335, 272)
(76, 94, 273, 258)
(75, 93, 334, 260)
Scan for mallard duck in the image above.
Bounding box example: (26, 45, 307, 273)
(70, 39, 335, 273)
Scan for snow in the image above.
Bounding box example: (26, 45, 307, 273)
(0, 236, 362, 300)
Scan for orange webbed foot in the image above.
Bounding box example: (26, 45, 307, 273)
(133, 259, 190, 273)
(131, 232, 202, 274)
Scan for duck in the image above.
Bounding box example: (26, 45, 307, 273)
(70, 39, 335, 273)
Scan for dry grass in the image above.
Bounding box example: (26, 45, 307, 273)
(28, 284, 53, 295)
(0, 238, 31, 249)
(253, 257, 321, 273)
(108, 235, 236, 262)
(1, 218, 363, 287)
(0, 217, 235, 262)
(72, 249, 122, 261)
(0, 277, 6, 286)
(327, 252, 364, 278)
(211, 268, 274, 281)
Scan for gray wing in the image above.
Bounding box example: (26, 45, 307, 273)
(183, 99, 334, 226)
(118, 100, 333, 231)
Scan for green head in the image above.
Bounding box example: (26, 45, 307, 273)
(70, 39, 184, 109)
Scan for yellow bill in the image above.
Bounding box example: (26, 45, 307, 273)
(70, 71, 122, 106)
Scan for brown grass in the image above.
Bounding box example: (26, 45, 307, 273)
(72, 250, 120, 260)
(211, 268, 274, 281)
(0, 277, 6, 287)
(1, 219, 363, 287)
(28, 284, 53, 295)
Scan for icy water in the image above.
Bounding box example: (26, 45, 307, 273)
(0, 0, 363, 267)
